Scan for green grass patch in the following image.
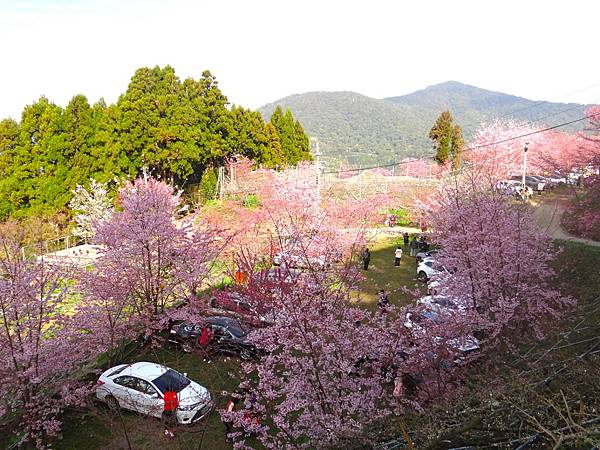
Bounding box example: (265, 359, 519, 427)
(354, 235, 425, 311)
(387, 207, 413, 226)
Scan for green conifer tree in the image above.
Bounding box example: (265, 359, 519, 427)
(429, 110, 464, 170)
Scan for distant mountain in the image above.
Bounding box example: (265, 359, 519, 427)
(258, 81, 591, 169)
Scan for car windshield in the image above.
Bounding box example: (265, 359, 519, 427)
(421, 310, 446, 324)
(226, 322, 247, 338)
(151, 369, 191, 394)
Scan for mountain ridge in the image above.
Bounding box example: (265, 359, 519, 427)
(258, 81, 591, 168)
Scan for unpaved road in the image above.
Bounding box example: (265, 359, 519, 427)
(532, 195, 600, 247)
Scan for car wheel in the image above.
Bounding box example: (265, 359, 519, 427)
(181, 342, 194, 353)
(417, 271, 428, 282)
(105, 395, 120, 411)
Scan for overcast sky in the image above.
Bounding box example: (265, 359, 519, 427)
(1, 0, 600, 120)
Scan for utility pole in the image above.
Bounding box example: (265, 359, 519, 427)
(522, 142, 529, 201)
(311, 137, 322, 197)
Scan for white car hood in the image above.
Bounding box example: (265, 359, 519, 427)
(178, 381, 210, 406)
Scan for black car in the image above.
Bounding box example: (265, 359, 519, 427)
(169, 316, 258, 360)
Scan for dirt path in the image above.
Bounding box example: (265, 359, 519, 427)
(531, 194, 600, 247)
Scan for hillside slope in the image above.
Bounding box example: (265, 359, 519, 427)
(259, 82, 590, 168)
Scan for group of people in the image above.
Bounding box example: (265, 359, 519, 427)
(161, 387, 259, 441)
(360, 232, 431, 312)
(361, 232, 430, 271)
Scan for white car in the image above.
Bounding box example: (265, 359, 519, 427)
(96, 362, 212, 424)
(416, 259, 446, 282)
(415, 250, 438, 264)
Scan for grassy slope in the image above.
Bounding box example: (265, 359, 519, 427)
(354, 235, 426, 310)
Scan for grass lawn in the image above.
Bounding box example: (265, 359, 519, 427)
(354, 233, 427, 311)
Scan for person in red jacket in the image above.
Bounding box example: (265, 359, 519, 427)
(163, 388, 179, 438)
(198, 325, 214, 362)
(223, 393, 240, 438)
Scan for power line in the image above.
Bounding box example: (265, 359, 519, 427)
(459, 81, 600, 133)
(322, 110, 600, 175)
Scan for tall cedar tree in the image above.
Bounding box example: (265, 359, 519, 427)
(429, 110, 464, 169)
(269, 106, 313, 165)
(0, 66, 310, 218)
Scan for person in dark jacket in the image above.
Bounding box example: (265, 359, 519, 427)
(403, 232, 409, 248)
(361, 248, 371, 270)
(377, 289, 390, 310)
(409, 237, 418, 257)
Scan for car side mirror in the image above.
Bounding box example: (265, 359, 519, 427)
(151, 393, 160, 399)
(183, 372, 188, 378)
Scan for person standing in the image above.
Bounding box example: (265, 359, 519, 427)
(394, 246, 402, 266)
(418, 236, 427, 252)
(198, 325, 214, 363)
(361, 248, 371, 271)
(223, 391, 241, 438)
(410, 237, 418, 257)
(403, 232, 409, 249)
(163, 388, 179, 438)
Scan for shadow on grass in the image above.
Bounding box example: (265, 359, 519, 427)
(354, 235, 426, 312)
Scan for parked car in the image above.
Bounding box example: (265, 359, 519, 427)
(210, 290, 273, 328)
(545, 174, 567, 185)
(530, 175, 556, 190)
(496, 180, 533, 198)
(510, 175, 545, 192)
(416, 259, 446, 282)
(169, 316, 259, 360)
(417, 294, 468, 312)
(416, 249, 439, 263)
(96, 362, 212, 424)
(273, 250, 329, 270)
(404, 306, 479, 354)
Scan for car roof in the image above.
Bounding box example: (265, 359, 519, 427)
(203, 316, 240, 327)
(120, 362, 168, 379)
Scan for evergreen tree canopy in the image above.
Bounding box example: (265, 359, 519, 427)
(429, 110, 464, 169)
(0, 66, 311, 219)
(269, 106, 313, 165)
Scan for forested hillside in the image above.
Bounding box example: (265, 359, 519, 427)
(259, 81, 591, 168)
(0, 66, 310, 219)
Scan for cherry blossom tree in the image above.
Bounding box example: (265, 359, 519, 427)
(464, 119, 543, 181)
(421, 176, 572, 348)
(0, 225, 92, 448)
(559, 106, 600, 240)
(81, 177, 222, 336)
(562, 174, 600, 241)
(69, 179, 113, 242)
(465, 113, 600, 181)
(220, 283, 415, 449)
